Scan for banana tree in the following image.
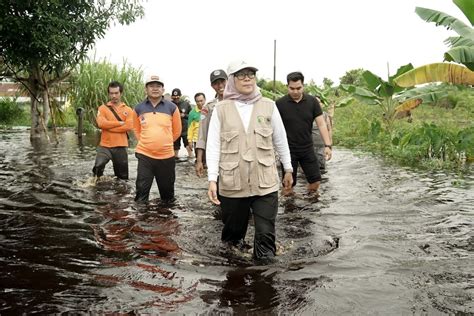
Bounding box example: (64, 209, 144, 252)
(416, 1, 474, 70)
(340, 64, 423, 126)
(305, 83, 354, 119)
(394, 1, 474, 88)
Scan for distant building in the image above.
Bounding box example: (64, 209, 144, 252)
(0, 82, 29, 102)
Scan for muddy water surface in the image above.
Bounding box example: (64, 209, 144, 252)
(0, 130, 472, 314)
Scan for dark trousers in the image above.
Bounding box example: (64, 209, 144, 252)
(220, 191, 278, 259)
(173, 135, 189, 150)
(92, 146, 128, 180)
(135, 153, 175, 203)
(282, 148, 321, 186)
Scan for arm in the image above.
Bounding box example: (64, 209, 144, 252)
(108, 108, 134, 133)
(133, 109, 141, 141)
(271, 105, 293, 189)
(325, 114, 333, 144)
(195, 148, 205, 177)
(315, 115, 332, 161)
(196, 104, 211, 150)
(96, 106, 123, 130)
(172, 107, 182, 141)
(206, 110, 221, 205)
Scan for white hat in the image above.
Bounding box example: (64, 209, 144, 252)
(145, 75, 164, 86)
(227, 60, 258, 75)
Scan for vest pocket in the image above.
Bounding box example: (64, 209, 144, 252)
(255, 128, 273, 150)
(220, 131, 239, 153)
(219, 161, 241, 190)
(257, 156, 278, 188)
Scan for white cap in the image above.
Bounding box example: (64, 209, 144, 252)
(145, 75, 163, 86)
(227, 60, 258, 75)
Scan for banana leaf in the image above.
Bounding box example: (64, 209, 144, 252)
(445, 46, 474, 71)
(393, 63, 474, 87)
(395, 98, 422, 113)
(444, 36, 474, 48)
(453, 0, 474, 26)
(340, 84, 381, 105)
(416, 7, 474, 41)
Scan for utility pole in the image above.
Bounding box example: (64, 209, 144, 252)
(273, 39, 277, 100)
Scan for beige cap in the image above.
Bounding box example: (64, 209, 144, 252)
(145, 75, 163, 86)
(227, 60, 258, 75)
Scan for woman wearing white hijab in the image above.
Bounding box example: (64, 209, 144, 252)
(206, 60, 293, 263)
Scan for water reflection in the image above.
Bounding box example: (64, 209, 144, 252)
(201, 268, 279, 314)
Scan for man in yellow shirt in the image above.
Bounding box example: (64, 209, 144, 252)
(187, 92, 206, 157)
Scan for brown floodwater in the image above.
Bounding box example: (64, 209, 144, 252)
(0, 129, 473, 314)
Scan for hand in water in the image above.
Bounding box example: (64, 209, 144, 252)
(208, 181, 220, 205)
(195, 160, 204, 177)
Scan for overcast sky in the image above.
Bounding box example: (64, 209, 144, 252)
(93, 0, 464, 101)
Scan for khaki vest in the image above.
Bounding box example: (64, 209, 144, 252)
(216, 97, 279, 197)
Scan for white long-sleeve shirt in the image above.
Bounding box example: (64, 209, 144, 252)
(206, 100, 293, 182)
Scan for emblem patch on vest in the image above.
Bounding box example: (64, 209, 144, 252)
(257, 115, 271, 124)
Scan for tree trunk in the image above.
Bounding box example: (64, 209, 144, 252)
(30, 94, 42, 139)
(28, 70, 49, 140)
(42, 89, 50, 127)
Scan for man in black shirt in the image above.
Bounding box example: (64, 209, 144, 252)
(276, 71, 332, 195)
(171, 88, 193, 158)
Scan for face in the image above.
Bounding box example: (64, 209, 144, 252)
(171, 95, 180, 104)
(145, 82, 164, 100)
(194, 95, 206, 109)
(234, 68, 256, 95)
(108, 86, 122, 104)
(211, 78, 227, 98)
(287, 80, 304, 101)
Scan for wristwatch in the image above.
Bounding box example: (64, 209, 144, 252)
(324, 144, 332, 150)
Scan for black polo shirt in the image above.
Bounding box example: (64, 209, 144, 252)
(276, 93, 322, 153)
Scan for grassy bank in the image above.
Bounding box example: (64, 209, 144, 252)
(333, 89, 474, 171)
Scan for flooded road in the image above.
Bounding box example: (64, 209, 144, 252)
(0, 129, 473, 314)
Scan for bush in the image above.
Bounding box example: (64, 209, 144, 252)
(0, 98, 28, 125)
(333, 95, 474, 171)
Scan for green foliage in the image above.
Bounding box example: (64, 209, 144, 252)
(334, 90, 474, 170)
(0, 98, 27, 125)
(339, 69, 367, 87)
(339, 65, 423, 129)
(322, 77, 334, 89)
(68, 58, 145, 127)
(0, 1, 144, 75)
(0, 0, 144, 137)
(257, 79, 286, 97)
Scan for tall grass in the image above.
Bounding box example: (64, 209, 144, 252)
(68, 57, 145, 128)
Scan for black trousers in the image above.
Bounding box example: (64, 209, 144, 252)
(220, 191, 278, 259)
(135, 153, 175, 203)
(282, 148, 321, 186)
(92, 146, 128, 180)
(173, 135, 189, 150)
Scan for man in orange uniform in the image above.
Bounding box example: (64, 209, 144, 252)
(93, 81, 134, 180)
(133, 75, 182, 203)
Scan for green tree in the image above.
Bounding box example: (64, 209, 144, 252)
(0, 1, 144, 140)
(322, 77, 334, 89)
(339, 68, 367, 86)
